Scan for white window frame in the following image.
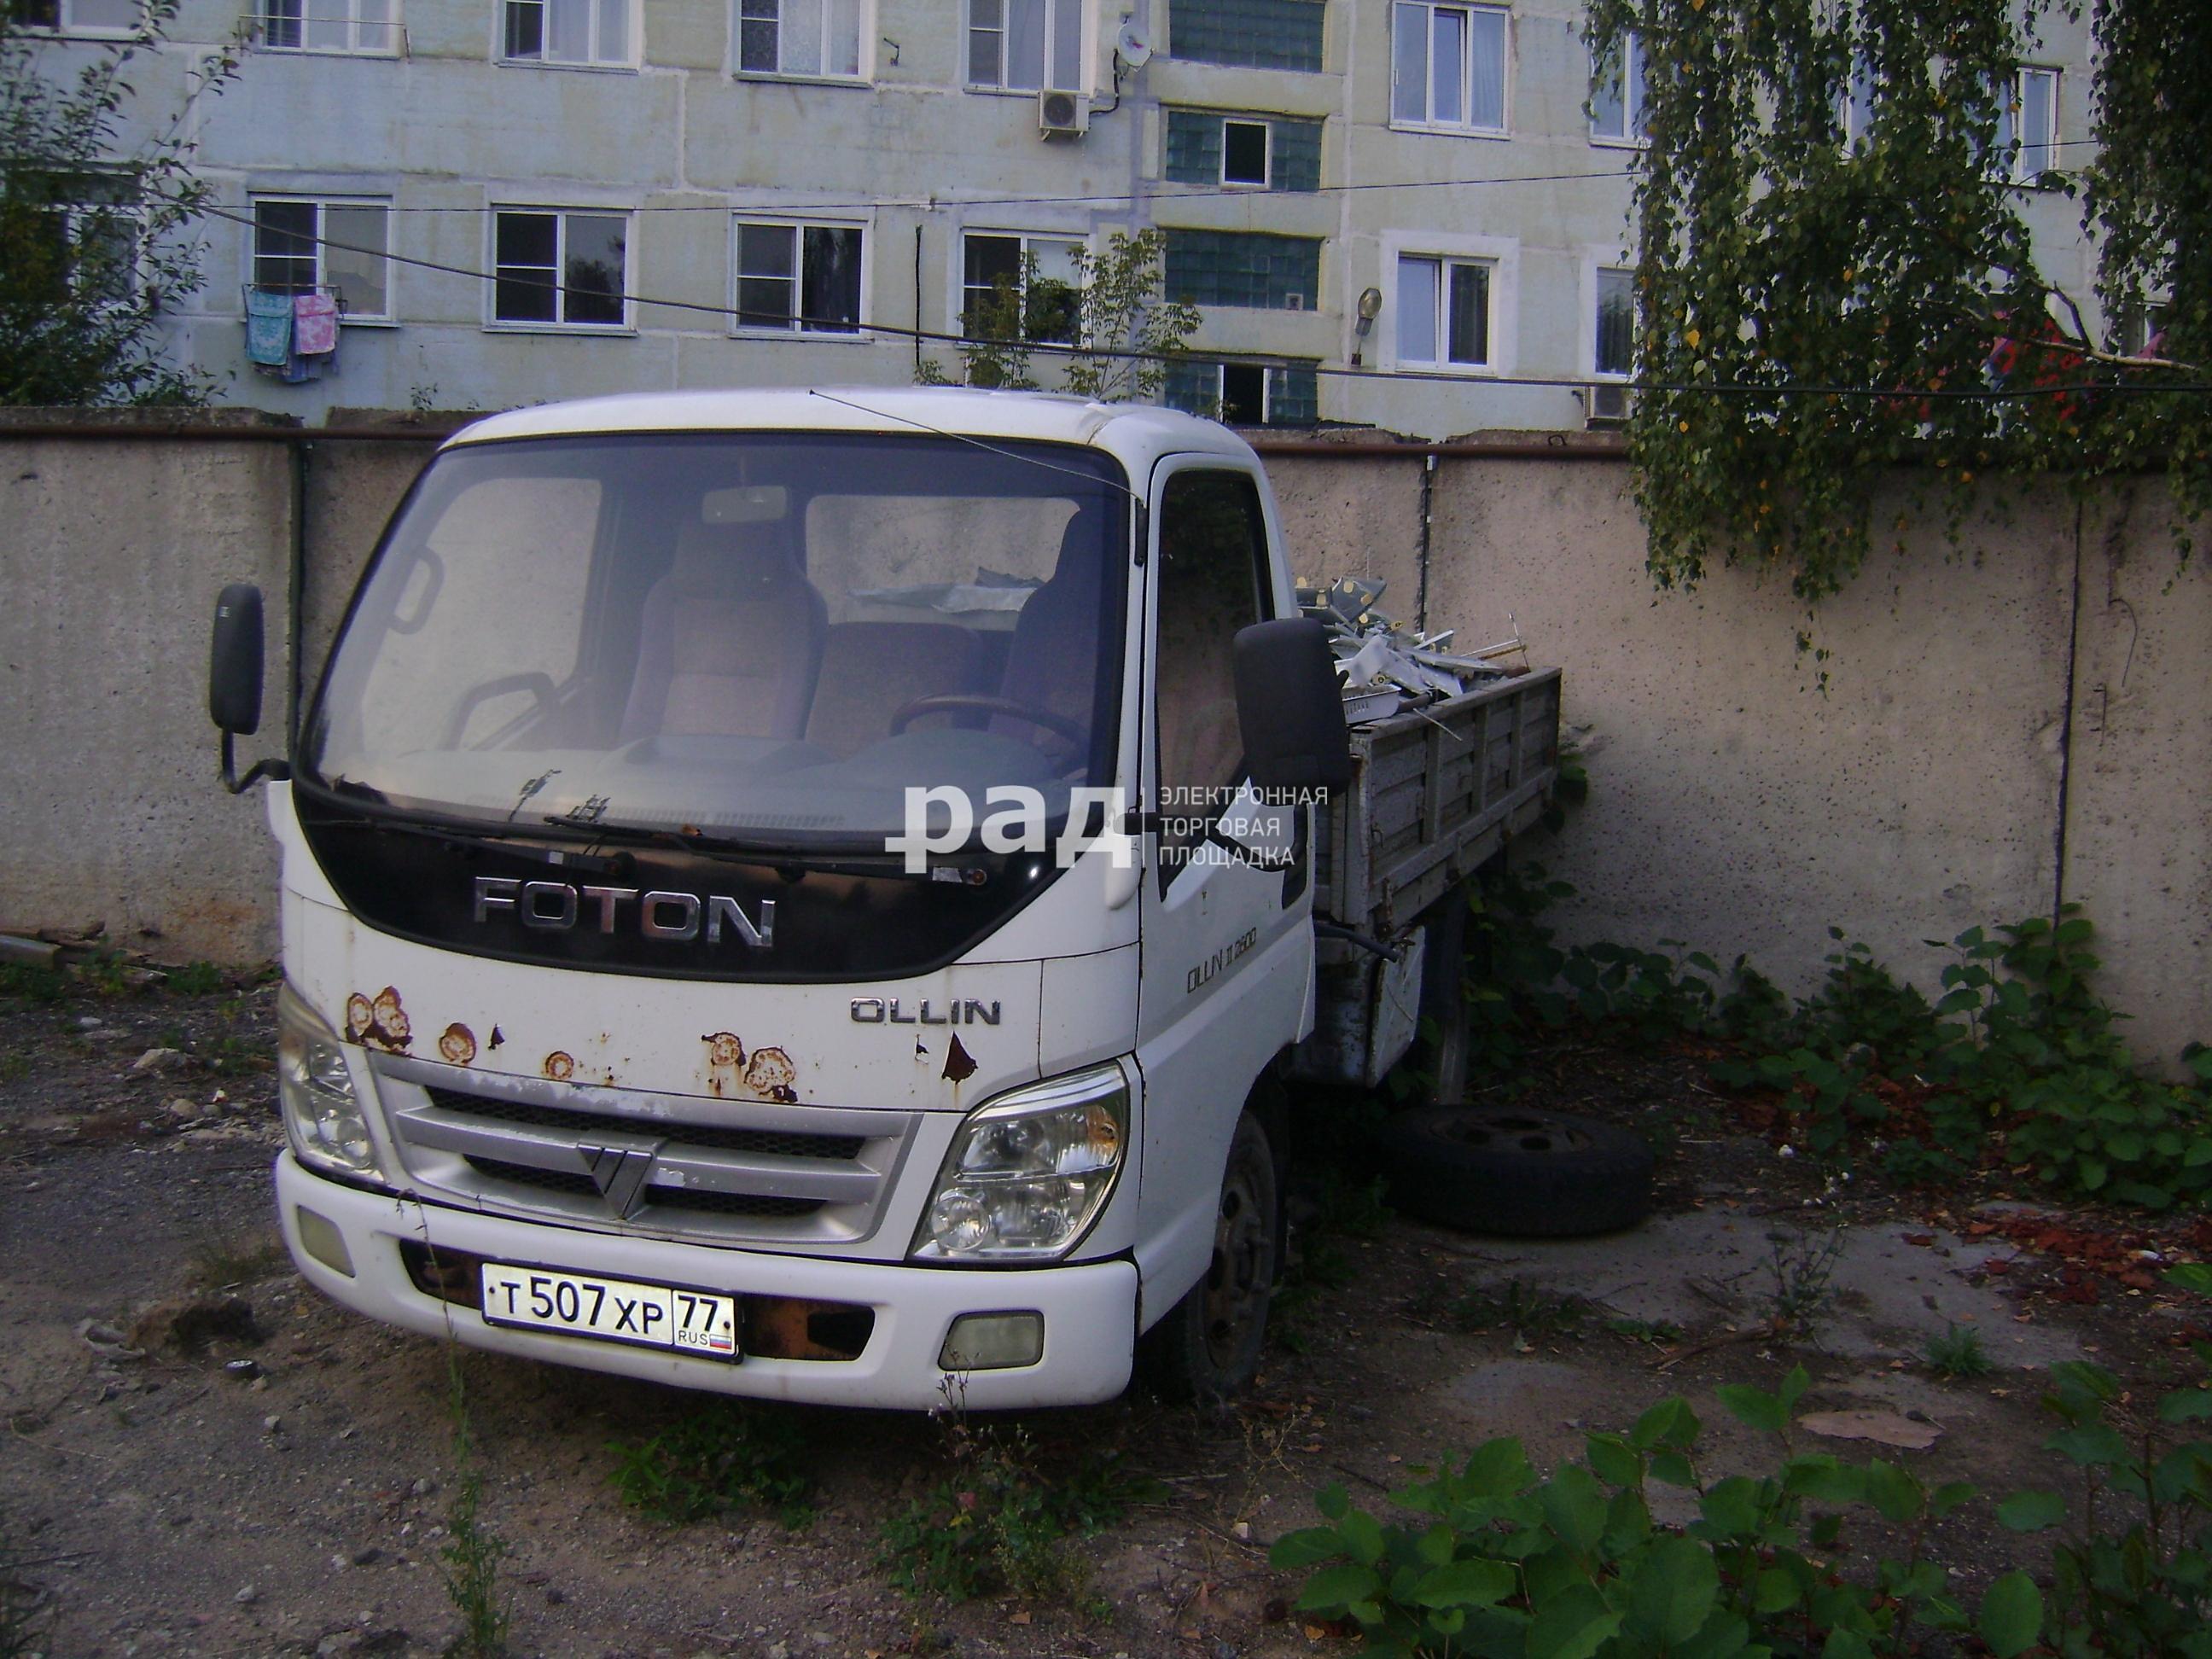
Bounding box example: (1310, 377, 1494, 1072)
(486, 206, 632, 332)
(954, 228, 1086, 343)
(1220, 119, 1272, 188)
(1586, 257, 1635, 380)
(14, 0, 142, 34)
(1390, 1, 1510, 137)
(248, 194, 395, 323)
(1998, 66, 2059, 182)
(251, 0, 403, 55)
(36, 181, 145, 311)
(735, 0, 869, 81)
(731, 216, 870, 337)
(1380, 231, 1517, 376)
(966, 0, 1086, 93)
(498, 0, 636, 68)
(1837, 54, 1876, 148)
(1588, 31, 1646, 146)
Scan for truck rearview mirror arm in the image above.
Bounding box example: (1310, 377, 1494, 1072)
(209, 583, 292, 795)
(1232, 618, 1353, 795)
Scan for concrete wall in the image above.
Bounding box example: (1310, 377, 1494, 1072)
(1263, 447, 2209, 1065)
(3, 422, 2201, 1067)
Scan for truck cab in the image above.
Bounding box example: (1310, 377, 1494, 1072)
(223, 388, 1356, 1409)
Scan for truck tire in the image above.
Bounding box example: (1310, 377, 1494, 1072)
(1138, 1109, 1280, 1402)
(1377, 1103, 1654, 1237)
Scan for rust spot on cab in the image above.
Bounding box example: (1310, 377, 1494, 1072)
(438, 1022, 476, 1065)
(743, 1047, 798, 1103)
(941, 1034, 977, 1084)
(346, 987, 412, 1053)
(543, 1051, 575, 1081)
(702, 1032, 746, 1097)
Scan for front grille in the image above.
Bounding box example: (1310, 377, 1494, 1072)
(381, 1059, 916, 1246)
(425, 1087, 864, 1161)
(463, 1156, 824, 1220)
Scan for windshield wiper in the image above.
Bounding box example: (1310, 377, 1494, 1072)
(543, 818, 956, 881)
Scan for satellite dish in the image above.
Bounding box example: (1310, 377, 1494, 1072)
(1115, 22, 1153, 67)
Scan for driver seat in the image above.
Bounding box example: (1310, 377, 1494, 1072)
(620, 520, 827, 743)
(992, 516, 1103, 745)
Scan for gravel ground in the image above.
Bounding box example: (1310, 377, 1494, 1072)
(0, 971, 2187, 1658)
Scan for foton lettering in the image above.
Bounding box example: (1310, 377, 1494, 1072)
(473, 877, 774, 949)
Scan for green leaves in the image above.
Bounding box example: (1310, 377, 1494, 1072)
(1627, 1536, 1720, 1641)
(1977, 1571, 2044, 1657)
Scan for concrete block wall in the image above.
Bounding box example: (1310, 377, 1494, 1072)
(1, 420, 2201, 1069)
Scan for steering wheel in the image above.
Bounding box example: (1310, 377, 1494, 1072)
(889, 693, 1086, 750)
(442, 671, 557, 749)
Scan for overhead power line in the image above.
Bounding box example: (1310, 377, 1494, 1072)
(195, 203, 2207, 404)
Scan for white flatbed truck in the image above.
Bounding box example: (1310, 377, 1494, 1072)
(207, 388, 1560, 1409)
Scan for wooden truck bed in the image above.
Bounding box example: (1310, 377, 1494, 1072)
(1315, 667, 1563, 942)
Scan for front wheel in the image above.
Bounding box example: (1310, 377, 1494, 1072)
(1137, 1110, 1281, 1402)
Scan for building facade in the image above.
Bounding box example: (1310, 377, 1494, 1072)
(26, 0, 2100, 436)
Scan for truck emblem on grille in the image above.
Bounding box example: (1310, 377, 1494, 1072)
(578, 1138, 661, 1219)
(472, 878, 774, 949)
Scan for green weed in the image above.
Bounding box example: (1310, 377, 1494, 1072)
(1413, 1278, 1589, 1341)
(876, 1421, 1144, 1604)
(164, 962, 226, 996)
(608, 1402, 812, 1528)
(1924, 1324, 1994, 1380)
(189, 1229, 287, 1290)
(439, 1354, 510, 1659)
(1761, 1225, 1847, 1336)
(1603, 1316, 1685, 1348)
(0, 963, 67, 1003)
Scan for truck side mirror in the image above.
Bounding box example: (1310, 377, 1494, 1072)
(209, 584, 290, 794)
(209, 583, 266, 736)
(1233, 618, 1352, 795)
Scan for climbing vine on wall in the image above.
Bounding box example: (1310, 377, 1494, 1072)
(1584, 0, 2205, 607)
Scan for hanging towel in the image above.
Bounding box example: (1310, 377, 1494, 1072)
(245, 288, 293, 366)
(293, 292, 339, 355)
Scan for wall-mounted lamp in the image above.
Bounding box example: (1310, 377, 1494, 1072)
(881, 36, 899, 65)
(1351, 285, 1383, 367)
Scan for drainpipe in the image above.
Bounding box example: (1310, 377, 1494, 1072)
(913, 225, 925, 380)
(1416, 451, 1436, 633)
(288, 439, 311, 753)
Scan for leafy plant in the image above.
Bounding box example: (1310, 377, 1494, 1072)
(1761, 1226, 1847, 1337)
(1273, 1366, 2044, 1659)
(1, 1, 240, 405)
(1924, 1324, 1995, 1381)
(439, 1355, 510, 1659)
(876, 1422, 1142, 1604)
(608, 1401, 812, 1528)
(163, 961, 225, 996)
(1994, 1264, 2212, 1655)
(0, 963, 66, 1002)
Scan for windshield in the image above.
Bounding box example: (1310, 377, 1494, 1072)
(303, 431, 1129, 848)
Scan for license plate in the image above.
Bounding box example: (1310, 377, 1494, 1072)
(479, 1263, 738, 1359)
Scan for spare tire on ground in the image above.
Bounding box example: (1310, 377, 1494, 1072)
(1377, 1104, 1656, 1237)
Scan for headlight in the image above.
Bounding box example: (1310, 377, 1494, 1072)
(278, 983, 387, 1185)
(911, 1062, 1128, 1261)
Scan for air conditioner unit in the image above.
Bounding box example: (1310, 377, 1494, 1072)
(1039, 89, 1090, 137)
(1583, 381, 1633, 428)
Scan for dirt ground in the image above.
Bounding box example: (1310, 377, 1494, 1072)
(3, 975, 2206, 1659)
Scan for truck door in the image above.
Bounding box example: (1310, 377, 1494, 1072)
(1131, 461, 1313, 1319)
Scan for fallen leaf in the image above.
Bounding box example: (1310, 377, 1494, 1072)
(1009, 1610, 1032, 1626)
(1904, 1233, 1936, 1247)
(1798, 1410, 1941, 1450)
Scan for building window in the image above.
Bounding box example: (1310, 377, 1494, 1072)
(20, 175, 142, 308)
(968, 0, 1081, 91)
(1164, 230, 1322, 311)
(1998, 67, 2058, 180)
(2119, 304, 2168, 358)
(1589, 31, 1645, 143)
(1392, 2, 1507, 132)
(253, 0, 400, 53)
(1397, 253, 1491, 367)
(737, 0, 863, 78)
(1594, 265, 1633, 377)
(961, 231, 1080, 341)
(734, 220, 864, 334)
(1221, 119, 1269, 186)
(502, 0, 632, 67)
(11, 0, 139, 29)
(253, 197, 392, 319)
(1166, 361, 1318, 426)
(492, 208, 626, 327)
(1837, 54, 1875, 148)
(1167, 0, 1323, 73)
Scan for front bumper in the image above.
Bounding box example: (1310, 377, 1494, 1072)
(276, 1153, 1138, 1410)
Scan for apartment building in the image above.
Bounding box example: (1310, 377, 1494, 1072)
(25, 0, 2100, 436)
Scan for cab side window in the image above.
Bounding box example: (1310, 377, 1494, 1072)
(1154, 470, 1272, 876)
